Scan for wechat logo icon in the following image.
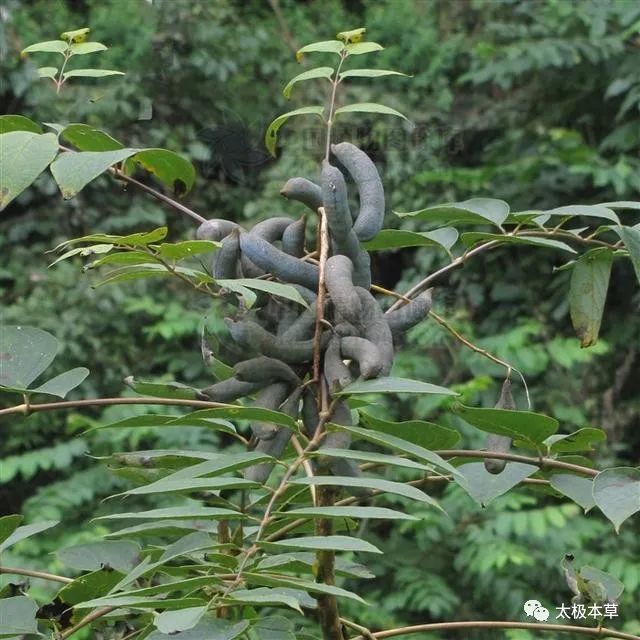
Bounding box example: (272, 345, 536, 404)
(524, 599, 550, 622)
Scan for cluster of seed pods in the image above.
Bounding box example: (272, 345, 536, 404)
(196, 142, 433, 483)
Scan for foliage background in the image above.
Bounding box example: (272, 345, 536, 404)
(1, 0, 639, 637)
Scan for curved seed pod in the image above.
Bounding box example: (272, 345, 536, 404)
(280, 303, 319, 341)
(331, 228, 371, 289)
(226, 318, 327, 363)
(282, 216, 306, 257)
(321, 160, 353, 243)
(324, 336, 352, 393)
(280, 177, 323, 213)
(213, 228, 241, 279)
(196, 218, 239, 241)
(239, 232, 319, 289)
(355, 287, 394, 375)
(485, 379, 515, 475)
(251, 217, 294, 243)
(386, 289, 433, 337)
(249, 382, 291, 440)
(301, 385, 319, 438)
(244, 387, 302, 484)
(234, 356, 300, 386)
(331, 142, 384, 241)
(334, 321, 358, 337)
(291, 285, 317, 306)
(198, 377, 265, 402)
(340, 336, 383, 379)
(325, 255, 361, 324)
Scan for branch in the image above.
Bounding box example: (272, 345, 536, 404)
(0, 566, 73, 584)
(349, 620, 640, 640)
(313, 207, 330, 382)
(58, 607, 115, 640)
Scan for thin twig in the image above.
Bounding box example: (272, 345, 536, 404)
(341, 616, 376, 640)
(0, 566, 73, 584)
(325, 51, 348, 160)
(292, 434, 317, 506)
(58, 607, 115, 639)
(313, 207, 330, 382)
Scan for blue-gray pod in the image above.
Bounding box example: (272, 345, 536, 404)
(244, 387, 302, 484)
(325, 255, 362, 324)
(213, 228, 241, 279)
(234, 356, 301, 386)
(355, 287, 394, 375)
(321, 160, 353, 243)
(249, 382, 291, 440)
(226, 318, 327, 363)
(251, 216, 295, 242)
(280, 302, 319, 341)
(280, 177, 323, 213)
(239, 232, 319, 289)
(198, 376, 265, 402)
(331, 142, 385, 241)
(301, 385, 319, 438)
(340, 336, 383, 379)
(386, 289, 433, 338)
(282, 216, 306, 257)
(484, 379, 515, 475)
(196, 218, 239, 241)
(324, 336, 352, 393)
(332, 229, 372, 289)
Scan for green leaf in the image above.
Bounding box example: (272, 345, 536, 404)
(37, 66, 57, 79)
(61, 123, 124, 151)
(155, 606, 207, 633)
(265, 535, 381, 554)
(249, 616, 295, 640)
(0, 515, 23, 545)
(57, 569, 124, 605)
(511, 205, 620, 225)
(295, 40, 344, 61)
(615, 225, 640, 284)
(0, 597, 39, 637)
(127, 148, 196, 195)
(454, 404, 558, 447)
(105, 519, 217, 539)
(328, 423, 460, 476)
(62, 68, 124, 79)
(92, 413, 236, 436)
(30, 367, 89, 398)
(178, 407, 297, 430)
(0, 326, 58, 390)
(593, 467, 640, 533)
(50, 148, 138, 199)
(0, 115, 42, 134)
(339, 68, 408, 80)
(569, 248, 613, 347)
(292, 476, 441, 509)
(61, 28, 91, 41)
(337, 28, 367, 43)
(123, 377, 200, 400)
(278, 506, 417, 520)
(68, 42, 107, 55)
(58, 540, 140, 573)
(312, 448, 434, 472)
(0, 132, 59, 210)
(397, 198, 510, 228)
(362, 228, 458, 252)
(545, 428, 606, 454)
(0, 520, 58, 554)
(76, 595, 204, 610)
(360, 411, 460, 449)
(579, 566, 624, 602)
(460, 232, 577, 254)
(339, 376, 457, 397)
(455, 462, 538, 506)
(116, 476, 258, 498)
(601, 201, 640, 210)
(265, 106, 324, 157)
(155, 240, 219, 260)
(345, 42, 384, 55)
(22, 40, 68, 54)
(550, 474, 596, 512)
(283, 66, 334, 98)
(147, 619, 249, 640)
(334, 102, 407, 120)
(94, 506, 245, 521)
(227, 588, 303, 613)
(215, 278, 308, 307)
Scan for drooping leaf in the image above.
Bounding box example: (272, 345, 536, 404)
(460, 232, 577, 254)
(126, 148, 196, 195)
(57, 540, 140, 573)
(0, 115, 42, 134)
(339, 376, 456, 397)
(0, 520, 58, 554)
(550, 474, 596, 512)
(593, 467, 640, 533)
(397, 198, 510, 228)
(360, 411, 460, 449)
(615, 225, 640, 284)
(283, 67, 334, 98)
(334, 102, 407, 120)
(154, 240, 219, 260)
(362, 228, 458, 252)
(123, 377, 200, 400)
(455, 462, 538, 507)
(265, 106, 324, 157)
(29, 367, 89, 398)
(215, 278, 308, 307)
(569, 248, 613, 347)
(0, 132, 59, 210)
(68, 42, 108, 55)
(0, 326, 58, 390)
(62, 68, 124, 79)
(312, 447, 434, 472)
(345, 42, 384, 55)
(295, 40, 344, 62)
(545, 428, 606, 453)
(0, 597, 39, 637)
(579, 566, 625, 602)
(264, 535, 381, 554)
(154, 606, 207, 634)
(50, 147, 138, 199)
(454, 404, 558, 447)
(61, 123, 124, 151)
(22, 40, 68, 54)
(339, 68, 408, 80)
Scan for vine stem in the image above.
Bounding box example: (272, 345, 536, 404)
(325, 50, 348, 160)
(348, 621, 640, 640)
(0, 566, 72, 584)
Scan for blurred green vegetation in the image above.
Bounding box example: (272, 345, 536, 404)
(1, 0, 639, 637)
